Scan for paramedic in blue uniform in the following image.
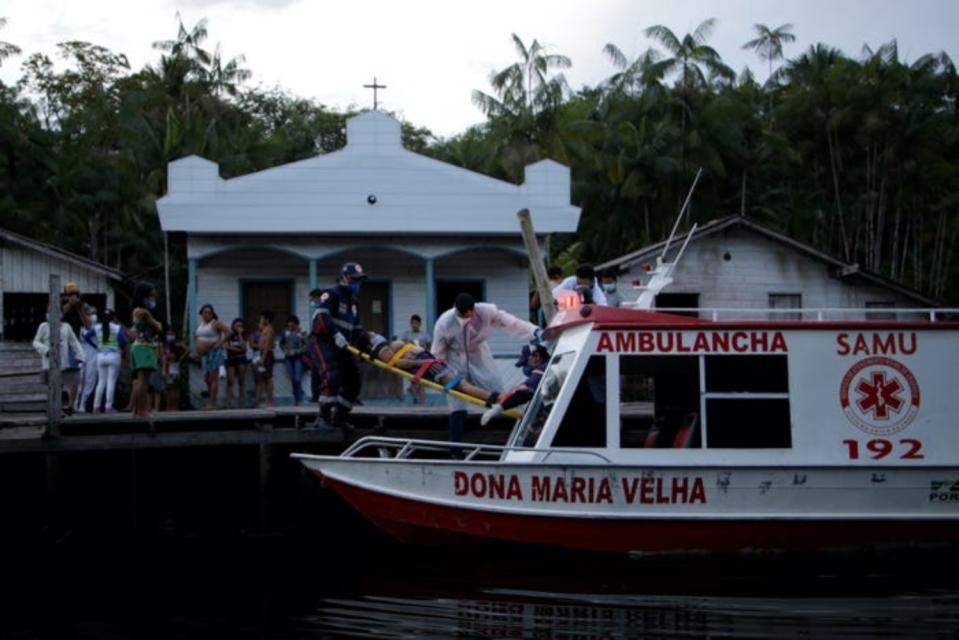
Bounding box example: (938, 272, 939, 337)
(308, 262, 370, 430)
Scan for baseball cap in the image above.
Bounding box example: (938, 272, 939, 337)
(515, 343, 549, 367)
(340, 262, 368, 281)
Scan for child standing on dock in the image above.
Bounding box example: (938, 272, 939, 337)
(224, 318, 249, 408)
(129, 283, 162, 418)
(162, 325, 188, 411)
(255, 311, 276, 407)
(280, 315, 307, 406)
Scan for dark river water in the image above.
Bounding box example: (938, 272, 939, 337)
(2, 534, 957, 639)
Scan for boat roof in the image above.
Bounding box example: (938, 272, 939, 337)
(544, 305, 959, 340)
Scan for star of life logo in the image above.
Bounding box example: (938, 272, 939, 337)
(840, 356, 920, 435)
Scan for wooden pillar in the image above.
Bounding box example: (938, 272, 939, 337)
(46, 274, 62, 438)
(425, 257, 436, 333)
(187, 257, 198, 349)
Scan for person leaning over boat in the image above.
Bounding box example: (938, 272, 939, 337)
(192, 304, 232, 410)
(432, 293, 541, 451)
(600, 268, 624, 308)
(481, 341, 550, 426)
(306, 262, 371, 431)
(551, 264, 607, 306)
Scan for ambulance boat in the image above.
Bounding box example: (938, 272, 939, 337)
(293, 300, 959, 554)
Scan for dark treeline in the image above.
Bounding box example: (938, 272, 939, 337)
(1, 16, 956, 314)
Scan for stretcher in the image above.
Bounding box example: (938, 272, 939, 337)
(346, 345, 523, 419)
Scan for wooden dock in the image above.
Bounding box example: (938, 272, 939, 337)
(0, 404, 511, 453)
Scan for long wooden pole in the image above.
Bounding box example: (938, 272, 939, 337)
(517, 209, 556, 324)
(46, 274, 62, 438)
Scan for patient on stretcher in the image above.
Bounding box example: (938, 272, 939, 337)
(365, 333, 499, 406)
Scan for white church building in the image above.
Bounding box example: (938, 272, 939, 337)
(156, 110, 580, 405)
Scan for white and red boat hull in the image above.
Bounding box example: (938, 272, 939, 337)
(295, 455, 959, 554)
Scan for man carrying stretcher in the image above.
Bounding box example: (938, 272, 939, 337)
(364, 332, 500, 407)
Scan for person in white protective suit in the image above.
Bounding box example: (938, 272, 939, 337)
(432, 293, 541, 452)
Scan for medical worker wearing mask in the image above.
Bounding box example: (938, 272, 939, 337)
(432, 293, 540, 453)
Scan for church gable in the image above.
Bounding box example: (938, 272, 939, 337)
(158, 111, 579, 234)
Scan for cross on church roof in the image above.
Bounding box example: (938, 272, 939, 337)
(363, 76, 387, 110)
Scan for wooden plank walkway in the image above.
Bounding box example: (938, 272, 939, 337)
(0, 404, 510, 453)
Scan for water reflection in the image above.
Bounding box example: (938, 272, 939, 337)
(291, 545, 959, 639)
(302, 589, 959, 639)
(3, 540, 958, 639)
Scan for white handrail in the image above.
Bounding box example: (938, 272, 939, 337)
(621, 306, 959, 322)
(340, 435, 612, 463)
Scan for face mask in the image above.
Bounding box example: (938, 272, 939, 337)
(604, 284, 617, 294)
(348, 282, 361, 295)
(89, 315, 98, 325)
(309, 301, 318, 312)
(145, 298, 157, 310)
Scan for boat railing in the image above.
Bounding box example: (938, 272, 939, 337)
(340, 436, 612, 463)
(632, 306, 959, 322)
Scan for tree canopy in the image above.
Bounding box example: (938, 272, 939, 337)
(0, 16, 956, 321)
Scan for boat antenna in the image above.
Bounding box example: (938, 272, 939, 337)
(630, 169, 702, 310)
(661, 167, 702, 260)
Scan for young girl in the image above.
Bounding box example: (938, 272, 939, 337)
(192, 304, 232, 410)
(129, 282, 162, 418)
(162, 325, 188, 411)
(92, 309, 126, 413)
(248, 327, 263, 407)
(224, 318, 249, 408)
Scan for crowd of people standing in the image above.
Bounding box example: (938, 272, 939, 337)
(31, 261, 622, 428)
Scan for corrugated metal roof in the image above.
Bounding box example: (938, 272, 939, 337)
(0, 228, 125, 281)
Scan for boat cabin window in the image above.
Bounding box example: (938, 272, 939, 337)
(704, 355, 791, 448)
(509, 351, 575, 448)
(620, 356, 700, 448)
(618, 354, 792, 449)
(551, 356, 607, 448)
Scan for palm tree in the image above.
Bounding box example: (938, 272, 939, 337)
(472, 33, 571, 119)
(601, 43, 663, 96)
(152, 13, 211, 77)
(0, 17, 21, 68)
(472, 34, 572, 180)
(742, 23, 797, 81)
(207, 44, 251, 98)
(643, 18, 733, 192)
(644, 18, 734, 91)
